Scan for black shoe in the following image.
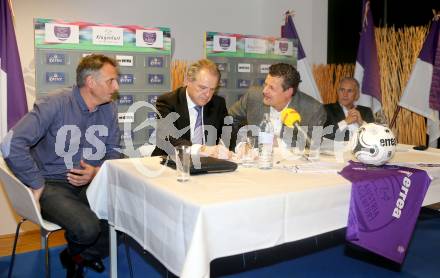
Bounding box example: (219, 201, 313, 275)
(82, 257, 105, 273)
(59, 249, 84, 278)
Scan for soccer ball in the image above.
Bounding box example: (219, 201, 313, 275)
(351, 123, 397, 166)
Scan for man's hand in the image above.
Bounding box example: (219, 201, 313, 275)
(31, 186, 45, 212)
(200, 145, 233, 159)
(67, 160, 99, 187)
(346, 108, 363, 125)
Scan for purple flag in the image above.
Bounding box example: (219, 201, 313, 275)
(281, 12, 305, 60)
(425, 20, 440, 111)
(354, 0, 382, 113)
(399, 17, 440, 145)
(281, 11, 322, 103)
(340, 161, 431, 264)
(0, 0, 28, 134)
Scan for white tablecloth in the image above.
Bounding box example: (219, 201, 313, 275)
(87, 145, 440, 278)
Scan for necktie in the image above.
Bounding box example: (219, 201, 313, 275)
(193, 106, 203, 144)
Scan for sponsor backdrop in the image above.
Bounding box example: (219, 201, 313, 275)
(34, 18, 172, 147)
(205, 31, 298, 107)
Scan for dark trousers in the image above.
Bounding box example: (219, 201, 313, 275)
(40, 180, 109, 260)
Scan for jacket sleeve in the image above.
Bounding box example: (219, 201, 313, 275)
(153, 93, 192, 156)
(104, 102, 122, 161)
(228, 92, 250, 149)
(323, 104, 338, 140)
(1, 97, 60, 189)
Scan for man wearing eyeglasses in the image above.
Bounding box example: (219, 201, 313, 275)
(324, 77, 374, 141)
(1, 54, 121, 277)
(152, 59, 232, 158)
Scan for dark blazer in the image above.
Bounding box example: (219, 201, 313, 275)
(323, 102, 374, 141)
(151, 87, 228, 156)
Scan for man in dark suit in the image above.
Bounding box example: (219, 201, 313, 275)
(324, 77, 374, 141)
(152, 59, 231, 158)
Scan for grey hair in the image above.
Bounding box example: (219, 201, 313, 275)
(339, 77, 360, 92)
(76, 54, 118, 87)
(186, 59, 220, 83)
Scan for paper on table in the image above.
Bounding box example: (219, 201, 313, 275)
(274, 160, 344, 174)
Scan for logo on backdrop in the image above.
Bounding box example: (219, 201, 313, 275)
(216, 63, 228, 71)
(147, 95, 159, 105)
(219, 38, 231, 49)
(147, 112, 156, 119)
(120, 130, 133, 141)
(46, 72, 66, 84)
(54, 26, 71, 41)
(45, 23, 79, 44)
(143, 32, 156, 44)
(259, 64, 270, 74)
(213, 35, 237, 52)
(147, 57, 164, 68)
(92, 26, 123, 46)
(219, 79, 228, 88)
(118, 112, 135, 123)
(119, 74, 134, 85)
(46, 53, 66, 65)
(237, 63, 251, 73)
(279, 42, 289, 52)
(244, 38, 268, 54)
(116, 55, 134, 67)
(274, 40, 294, 56)
(237, 79, 251, 88)
(148, 74, 164, 85)
(136, 30, 164, 48)
(118, 95, 134, 105)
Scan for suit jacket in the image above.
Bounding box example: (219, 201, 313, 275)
(228, 90, 326, 148)
(151, 87, 228, 156)
(323, 102, 374, 141)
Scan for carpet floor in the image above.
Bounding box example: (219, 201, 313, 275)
(1, 208, 439, 278)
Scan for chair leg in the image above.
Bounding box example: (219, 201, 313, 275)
(8, 218, 27, 278)
(41, 230, 47, 251)
(44, 230, 53, 278)
(123, 234, 134, 278)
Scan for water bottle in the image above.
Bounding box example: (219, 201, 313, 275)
(258, 113, 274, 169)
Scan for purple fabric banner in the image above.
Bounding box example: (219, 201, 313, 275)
(419, 20, 439, 64)
(281, 12, 305, 59)
(356, 0, 381, 103)
(281, 11, 322, 103)
(340, 161, 431, 264)
(0, 0, 28, 129)
(427, 20, 440, 111)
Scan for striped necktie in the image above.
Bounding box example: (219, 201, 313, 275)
(193, 106, 203, 144)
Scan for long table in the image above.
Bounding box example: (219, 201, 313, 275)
(87, 145, 440, 278)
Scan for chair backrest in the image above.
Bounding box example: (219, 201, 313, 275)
(0, 156, 46, 227)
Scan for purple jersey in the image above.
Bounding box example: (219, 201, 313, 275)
(340, 161, 431, 263)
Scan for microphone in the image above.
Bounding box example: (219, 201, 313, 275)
(281, 108, 301, 128)
(281, 108, 311, 148)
